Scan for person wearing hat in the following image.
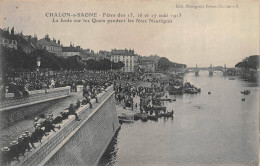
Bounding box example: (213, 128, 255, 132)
(75, 99, 81, 109)
(38, 114, 46, 125)
(21, 134, 31, 152)
(68, 103, 80, 121)
(60, 110, 69, 120)
(33, 117, 39, 128)
(17, 136, 25, 156)
(31, 124, 44, 143)
(1, 147, 11, 165)
(42, 118, 55, 133)
(9, 141, 19, 162)
(23, 131, 36, 149)
(92, 87, 99, 103)
(52, 115, 63, 124)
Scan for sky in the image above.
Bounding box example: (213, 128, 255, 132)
(0, 0, 259, 67)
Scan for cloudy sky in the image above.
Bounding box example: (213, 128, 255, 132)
(0, 0, 259, 67)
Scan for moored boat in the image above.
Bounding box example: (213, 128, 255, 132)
(119, 118, 134, 124)
(134, 113, 142, 120)
(161, 110, 174, 117)
(141, 113, 148, 122)
(118, 113, 134, 124)
(148, 114, 158, 121)
(185, 88, 199, 94)
(241, 90, 251, 95)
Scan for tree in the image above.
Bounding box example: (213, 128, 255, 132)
(235, 55, 259, 69)
(158, 57, 170, 71)
(113, 61, 125, 70)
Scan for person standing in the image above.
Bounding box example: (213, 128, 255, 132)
(1, 147, 11, 166)
(17, 137, 25, 156)
(68, 104, 80, 121)
(9, 141, 19, 162)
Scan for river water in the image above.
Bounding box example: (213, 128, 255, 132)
(99, 71, 259, 166)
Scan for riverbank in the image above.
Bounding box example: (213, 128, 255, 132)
(101, 72, 259, 166)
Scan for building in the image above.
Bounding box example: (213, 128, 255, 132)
(139, 60, 155, 72)
(0, 27, 38, 54)
(139, 55, 160, 69)
(62, 45, 81, 57)
(110, 49, 137, 72)
(37, 35, 62, 56)
(19, 34, 38, 54)
(0, 28, 18, 49)
(98, 50, 111, 60)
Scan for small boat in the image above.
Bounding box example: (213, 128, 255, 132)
(118, 113, 134, 120)
(241, 98, 245, 101)
(161, 111, 174, 117)
(152, 106, 167, 112)
(186, 88, 199, 94)
(141, 113, 148, 122)
(119, 118, 134, 124)
(134, 113, 142, 120)
(158, 98, 172, 102)
(148, 114, 158, 121)
(229, 78, 235, 80)
(241, 90, 251, 95)
(169, 90, 184, 95)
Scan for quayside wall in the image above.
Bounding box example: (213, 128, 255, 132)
(13, 86, 120, 166)
(0, 86, 71, 129)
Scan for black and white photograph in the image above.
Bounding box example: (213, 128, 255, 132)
(0, 0, 259, 165)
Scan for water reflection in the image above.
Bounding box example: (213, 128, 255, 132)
(99, 72, 259, 166)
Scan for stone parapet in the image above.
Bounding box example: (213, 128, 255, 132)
(0, 86, 71, 110)
(11, 86, 120, 166)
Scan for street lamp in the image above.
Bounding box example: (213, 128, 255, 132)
(111, 61, 113, 72)
(37, 56, 41, 71)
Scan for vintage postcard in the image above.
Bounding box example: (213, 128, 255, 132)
(0, 0, 259, 166)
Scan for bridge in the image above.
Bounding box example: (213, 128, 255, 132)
(183, 64, 236, 76)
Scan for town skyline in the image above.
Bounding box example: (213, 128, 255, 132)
(1, 0, 258, 68)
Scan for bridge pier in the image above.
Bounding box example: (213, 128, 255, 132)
(195, 70, 199, 76)
(195, 64, 199, 76)
(209, 64, 213, 76)
(223, 64, 227, 76)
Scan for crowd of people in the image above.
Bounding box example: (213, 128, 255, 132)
(1, 70, 116, 99)
(0, 70, 171, 165)
(0, 70, 116, 165)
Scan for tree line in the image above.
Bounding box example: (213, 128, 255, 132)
(235, 55, 259, 69)
(157, 57, 187, 71)
(1, 46, 125, 72)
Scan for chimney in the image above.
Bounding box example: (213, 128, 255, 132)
(11, 27, 14, 36)
(45, 34, 50, 42)
(6, 27, 9, 34)
(53, 38, 56, 43)
(33, 34, 38, 43)
(58, 39, 60, 45)
(28, 35, 32, 43)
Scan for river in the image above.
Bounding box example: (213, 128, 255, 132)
(99, 71, 259, 166)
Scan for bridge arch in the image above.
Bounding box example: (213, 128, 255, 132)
(226, 69, 236, 75)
